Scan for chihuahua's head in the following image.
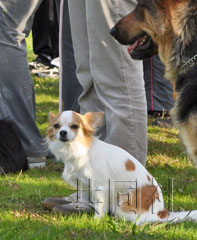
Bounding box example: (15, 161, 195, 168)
(48, 111, 104, 147)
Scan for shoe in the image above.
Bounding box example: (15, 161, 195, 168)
(29, 57, 59, 78)
(35, 67, 59, 78)
(63, 192, 92, 203)
(51, 57, 60, 68)
(46, 151, 56, 161)
(43, 197, 72, 210)
(52, 202, 94, 215)
(29, 60, 53, 71)
(43, 192, 94, 211)
(152, 118, 173, 128)
(27, 156, 46, 168)
(29, 55, 53, 68)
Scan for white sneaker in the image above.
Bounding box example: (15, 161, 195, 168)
(27, 157, 46, 168)
(51, 57, 60, 68)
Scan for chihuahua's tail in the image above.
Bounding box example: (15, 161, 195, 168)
(167, 210, 197, 223)
(135, 210, 197, 225)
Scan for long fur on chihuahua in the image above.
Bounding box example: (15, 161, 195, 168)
(48, 111, 197, 224)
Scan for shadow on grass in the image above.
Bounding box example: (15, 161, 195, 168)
(148, 136, 186, 159)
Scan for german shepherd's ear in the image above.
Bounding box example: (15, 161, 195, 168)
(83, 112, 104, 129)
(155, 0, 164, 8)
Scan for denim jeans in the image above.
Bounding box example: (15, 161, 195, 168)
(0, 0, 47, 157)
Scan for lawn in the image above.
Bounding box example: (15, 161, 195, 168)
(0, 35, 197, 240)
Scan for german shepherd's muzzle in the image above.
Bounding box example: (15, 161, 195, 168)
(110, 23, 158, 60)
(111, 0, 197, 167)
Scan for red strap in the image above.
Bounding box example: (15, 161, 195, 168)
(150, 57, 154, 111)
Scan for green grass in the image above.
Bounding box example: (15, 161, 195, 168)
(0, 35, 197, 240)
(34, 76, 59, 135)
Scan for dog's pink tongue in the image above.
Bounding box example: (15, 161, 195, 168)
(127, 41, 138, 54)
(128, 37, 143, 54)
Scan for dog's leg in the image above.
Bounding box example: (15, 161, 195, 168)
(178, 116, 197, 166)
(171, 107, 197, 166)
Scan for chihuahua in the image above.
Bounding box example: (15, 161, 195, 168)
(47, 111, 197, 224)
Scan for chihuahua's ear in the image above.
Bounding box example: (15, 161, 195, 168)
(84, 112, 104, 129)
(48, 112, 57, 121)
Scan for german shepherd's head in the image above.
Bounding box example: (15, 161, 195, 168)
(111, 0, 197, 81)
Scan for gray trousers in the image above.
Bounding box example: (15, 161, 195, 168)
(56, 0, 82, 112)
(67, 0, 147, 165)
(0, 0, 47, 157)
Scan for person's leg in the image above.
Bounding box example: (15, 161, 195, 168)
(144, 55, 174, 115)
(86, 0, 147, 165)
(32, 0, 59, 65)
(59, 0, 83, 112)
(50, 0, 59, 60)
(0, 0, 47, 158)
(67, 0, 106, 129)
(68, 0, 147, 165)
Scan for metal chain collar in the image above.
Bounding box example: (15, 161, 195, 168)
(180, 54, 197, 71)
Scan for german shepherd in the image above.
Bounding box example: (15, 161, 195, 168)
(110, 0, 197, 166)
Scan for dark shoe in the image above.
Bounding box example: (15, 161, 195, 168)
(46, 151, 56, 161)
(52, 202, 94, 215)
(152, 118, 173, 128)
(34, 55, 52, 67)
(62, 192, 92, 203)
(29, 55, 59, 78)
(43, 197, 72, 210)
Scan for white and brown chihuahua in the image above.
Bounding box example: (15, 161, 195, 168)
(47, 111, 197, 224)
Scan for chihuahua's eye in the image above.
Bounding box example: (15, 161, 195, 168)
(54, 123, 60, 129)
(71, 124, 79, 130)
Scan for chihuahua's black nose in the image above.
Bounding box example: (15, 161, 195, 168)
(60, 130, 67, 138)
